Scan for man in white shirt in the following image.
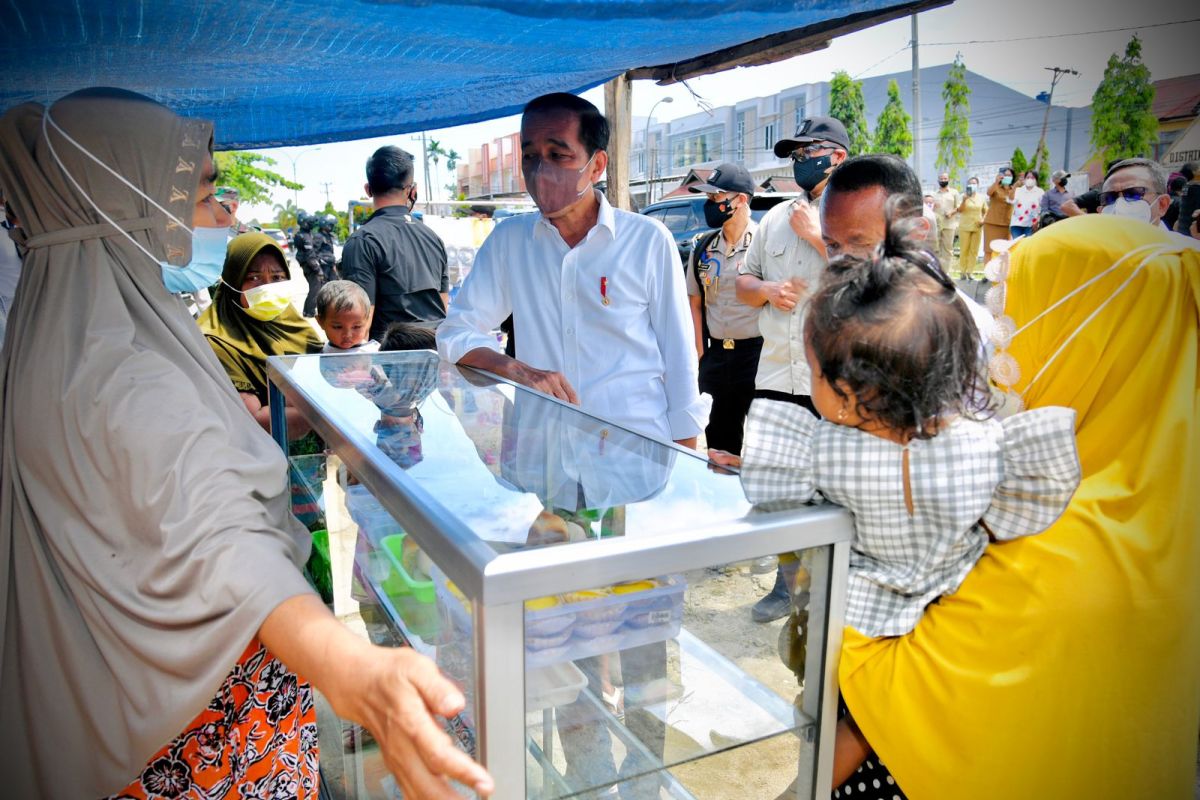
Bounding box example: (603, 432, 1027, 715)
(437, 93, 702, 448)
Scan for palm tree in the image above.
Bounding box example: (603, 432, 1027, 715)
(428, 139, 449, 202)
(273, 199, 299, 231)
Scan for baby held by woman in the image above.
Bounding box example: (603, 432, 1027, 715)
(711, 216, 1081, 781)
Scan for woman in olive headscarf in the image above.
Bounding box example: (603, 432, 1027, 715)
(198, 231, 321, 437)
(0, 89, 491, 798)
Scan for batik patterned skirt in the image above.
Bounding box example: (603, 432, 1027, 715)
(108, 638, 319, 799)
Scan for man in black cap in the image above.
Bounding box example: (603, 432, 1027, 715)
(684, 162, 761, 456)
(734, 115, 848, 624)
(1039, 169, 1073, 226)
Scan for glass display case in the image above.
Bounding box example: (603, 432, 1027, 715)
(268, 351, 852, 800)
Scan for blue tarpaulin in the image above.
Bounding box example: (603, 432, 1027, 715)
(2, 1, 932, 148)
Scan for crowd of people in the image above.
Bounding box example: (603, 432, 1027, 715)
(0, 84, 1196, 800)
(925, 158, 1199, 280)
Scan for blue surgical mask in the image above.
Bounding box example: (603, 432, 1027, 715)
(42, 109, 225, 295)
(160, 226, 227, 293)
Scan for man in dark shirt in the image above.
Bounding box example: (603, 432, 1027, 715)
(340, 146, 449, 339)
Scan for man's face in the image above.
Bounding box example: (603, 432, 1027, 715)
(820, 185, 888, 260)
(1101, 167, 1171, 224)
(938, 173, 949, 185)
(520, 109, 606, 217)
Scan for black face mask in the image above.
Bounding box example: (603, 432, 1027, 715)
(703, 198, 735, 228)
(938, 180, 949, 188)
(792, 155, 833, 192)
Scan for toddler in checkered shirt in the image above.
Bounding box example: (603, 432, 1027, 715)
(711, 214, 1081, 777)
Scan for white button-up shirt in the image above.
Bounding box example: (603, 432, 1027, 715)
(437, 192, 703, 442)
(738, 198, 827, 396)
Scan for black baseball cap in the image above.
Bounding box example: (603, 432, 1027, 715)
(688, 162, 756, 196)
(773, 115, 850, 158)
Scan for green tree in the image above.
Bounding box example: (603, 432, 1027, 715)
(935, 54, 973, 184)
(1090, 35, 1158, 165)
(828, 71, 870, 156)
(321, 201, 350, 241)
(1031, 141, 1052, 188)
(427, 139, 450, 202)
(213, 151, 302, 205)
(1010, 146, 1029, 177)
(872, 79, 913, 158)
(273, 199, 299, 231)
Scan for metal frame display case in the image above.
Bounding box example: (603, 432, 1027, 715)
(268, 351, 852, 800)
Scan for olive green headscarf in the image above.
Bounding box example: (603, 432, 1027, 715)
(198, 231, 321, 405)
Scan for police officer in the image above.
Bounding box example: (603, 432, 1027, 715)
(315, 214, 339, 283)
(293, 211, 324, 317)
(684, 163, 761, 456)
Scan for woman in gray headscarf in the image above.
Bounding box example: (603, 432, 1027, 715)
(0, 88, 492, 799)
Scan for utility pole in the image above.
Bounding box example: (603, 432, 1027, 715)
(320, 182, 333, 206)
(421, 131, 432, 213)
(911, 14, 921, 181)
(1036, 66, 1079, 170)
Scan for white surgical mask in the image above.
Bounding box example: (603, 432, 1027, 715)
(1101, 197, 1154, 224)
(222, 278, 298, 321)
(41, 109, 225, 294)
(1024, 178, 1036, 189)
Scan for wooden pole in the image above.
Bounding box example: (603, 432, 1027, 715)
(604, 73, 633, 211)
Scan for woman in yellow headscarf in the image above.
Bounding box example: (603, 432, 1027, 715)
(839, 215, 1200, 798)
(198, 231, 322, 438)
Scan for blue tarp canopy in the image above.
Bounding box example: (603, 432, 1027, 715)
(2, 0, 942, 149)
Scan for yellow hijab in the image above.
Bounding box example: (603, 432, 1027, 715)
(840, 216, 1200, 798)
(197, 232, 320, 404)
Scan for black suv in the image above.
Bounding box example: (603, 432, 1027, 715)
(641, 192, 802, 263)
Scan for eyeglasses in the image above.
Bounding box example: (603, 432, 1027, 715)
(789, 143, 833, 162)
(1099, 187, 1156, 206)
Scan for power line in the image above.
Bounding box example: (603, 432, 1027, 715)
(922, 17, 1199, 47)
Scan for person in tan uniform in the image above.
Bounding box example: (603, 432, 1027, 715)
(983, 167, 1015, 257)
(957, 176, 988, 276)
(931, 171, 961, 267)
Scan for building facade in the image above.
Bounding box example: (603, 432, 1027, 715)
(456, 64, 1200, 205)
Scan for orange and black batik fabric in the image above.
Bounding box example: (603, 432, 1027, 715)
(109, 638, 319, 799)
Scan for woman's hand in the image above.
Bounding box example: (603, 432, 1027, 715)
(341, 646, 493, 799)
(259, 595, 494, 799)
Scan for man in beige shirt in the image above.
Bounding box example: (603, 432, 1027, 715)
(735, 116, 846, 624)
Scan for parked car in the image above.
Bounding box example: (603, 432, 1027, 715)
(261, 227, 291, 254)
(640, 192, 803, 263)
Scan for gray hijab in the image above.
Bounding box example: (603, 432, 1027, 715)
(0, 88, 314, 795)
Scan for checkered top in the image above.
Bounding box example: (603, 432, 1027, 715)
(740, 401, 1080, 637)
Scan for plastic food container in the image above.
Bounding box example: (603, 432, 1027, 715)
(525, 661, 587, 712)
(380, 534, 436, 603)
(430, 566, 687, 669)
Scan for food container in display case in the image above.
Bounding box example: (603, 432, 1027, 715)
(268, 350, 852, 800)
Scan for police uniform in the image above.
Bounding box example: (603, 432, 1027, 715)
(292, 225, 323, 317)
(686, 221, 761, 454)
(314, 228, 338, 282)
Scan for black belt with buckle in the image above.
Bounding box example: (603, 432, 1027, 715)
(709, 336, 762, 350)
